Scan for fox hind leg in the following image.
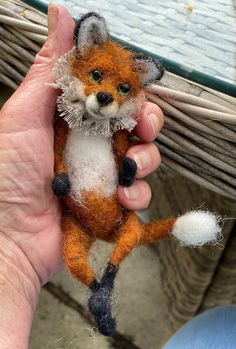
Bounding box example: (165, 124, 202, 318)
(63, 213, 96, 287)
(88, 212, 141, 336)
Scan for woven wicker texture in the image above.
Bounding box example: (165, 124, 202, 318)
(0, 0, 236, 201)
(199, 227, 236, 312)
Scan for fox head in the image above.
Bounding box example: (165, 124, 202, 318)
(53, 12, 164, 136)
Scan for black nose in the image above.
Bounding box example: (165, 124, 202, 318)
(96, 92, 113, 106)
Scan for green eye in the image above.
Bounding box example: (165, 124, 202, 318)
(90, 69, 103, 83)
(118, 83, 131, 96)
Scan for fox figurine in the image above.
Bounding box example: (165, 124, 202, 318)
(51, 12, 221, 336)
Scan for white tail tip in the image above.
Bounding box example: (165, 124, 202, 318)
(172, 211, 222, 246)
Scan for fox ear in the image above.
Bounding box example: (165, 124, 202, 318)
(134, 54, 164, 86)
(74, 12, 109, 53)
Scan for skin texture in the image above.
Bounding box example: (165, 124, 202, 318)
(0, 5, 163, 347)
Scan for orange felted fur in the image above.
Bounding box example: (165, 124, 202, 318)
(51, 12, 221, 337)
(54, 117, 176, 287)
(70, 41, 141, 104)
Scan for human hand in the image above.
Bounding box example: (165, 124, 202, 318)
(0, 5, 163, 346)
(0, 4, 163, 300)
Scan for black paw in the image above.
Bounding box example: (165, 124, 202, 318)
(96, 313, 116, 336)
(89, 265, 118, 336)
(89, 286, 116, 336)
(119, 157, 137, 187)
(89, 264, 118, 316)
(52, 173, 70, 197)
(89, 287, 112, 317)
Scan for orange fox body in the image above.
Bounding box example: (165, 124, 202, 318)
(53, 27, 175, 288)
(52, 12, 220, 336)
(54, 107, 175, 287)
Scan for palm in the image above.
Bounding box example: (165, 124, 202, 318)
(0, 101, 64, 283)
(0, 7, 75, 284)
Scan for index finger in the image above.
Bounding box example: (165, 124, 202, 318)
(134, 101, 164, 142)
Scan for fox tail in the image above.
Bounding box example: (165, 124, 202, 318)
(139, 210, 222, 247)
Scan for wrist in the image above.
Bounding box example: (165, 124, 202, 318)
(0, 233, 40, 348)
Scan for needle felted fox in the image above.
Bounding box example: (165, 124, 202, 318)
(51, 12, 221, 336)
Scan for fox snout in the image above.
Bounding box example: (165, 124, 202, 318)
(96, 92, 113, 106)
(85, 91, 119, 120)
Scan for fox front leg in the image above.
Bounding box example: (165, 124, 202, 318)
(112, 130, 137, 187)
(52, 173, 71, 197)
(119, 157, 137, 187)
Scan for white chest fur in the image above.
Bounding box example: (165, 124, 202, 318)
(63, 130, 118, 203)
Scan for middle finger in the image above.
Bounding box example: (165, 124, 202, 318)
(126, 142, 161, 178)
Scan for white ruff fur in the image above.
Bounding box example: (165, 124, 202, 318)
(51, 48, 142, 137)
(64, 129, 118, 203)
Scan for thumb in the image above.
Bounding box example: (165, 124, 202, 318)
(3, 4, 75, 121)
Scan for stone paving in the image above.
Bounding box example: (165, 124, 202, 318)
(40, 0, 236, 83)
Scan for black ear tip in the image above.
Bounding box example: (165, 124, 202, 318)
(144, 55, 165, 81)
(80, 11, 104, 22)
(73, 11, 106, 46)
(153, 59, 165, 80)
(134, 53, 165, 84)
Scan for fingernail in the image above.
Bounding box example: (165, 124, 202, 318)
(148, 113, 159, 135)
(124, 185, 139, 200)
(134, 151, 152, 171)
(48, 4, 58, 36)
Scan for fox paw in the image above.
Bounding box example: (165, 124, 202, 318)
(95, 313, 116, 336)
(89, 287, 116, 336)
(52, 173, 70, 197)
(89, 287, 112, 317)
(119, 157, 137, 187)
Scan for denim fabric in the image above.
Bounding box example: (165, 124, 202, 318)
(163, 306, 236, 349)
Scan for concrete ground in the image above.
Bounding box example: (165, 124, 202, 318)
(30, 242, 167, 349)
(0, 85, 167, 349)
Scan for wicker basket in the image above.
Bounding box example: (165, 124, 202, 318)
(1, 0, 236, 201)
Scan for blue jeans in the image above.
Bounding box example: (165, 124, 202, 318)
(163, 306, 236, 349)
